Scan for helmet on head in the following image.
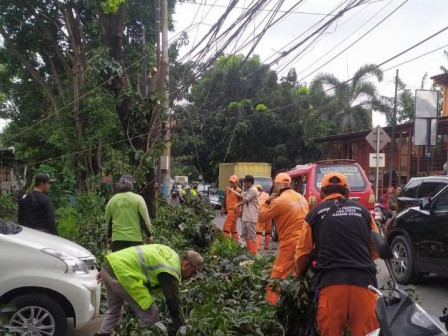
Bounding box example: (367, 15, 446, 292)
(118, 174, 134, 190)
(321, 172, 349, 191)
(229, 175, 239, 183)
(274, 173, 291, 184)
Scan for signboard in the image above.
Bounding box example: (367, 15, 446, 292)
(415, 90, 438, 118)
(414, 118, 437, 146)
(174, 176, 188, 184)
(365, 125, 391, 151)
(369, 153, 385, 168)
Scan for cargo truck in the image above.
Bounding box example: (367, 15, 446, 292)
(218, 162, 272, 192)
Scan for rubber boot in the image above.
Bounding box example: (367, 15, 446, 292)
(249, 240, 258, 255)
(223, 230, 230, 239)
(232, 231, 239, 243)
(245, 239, 251, 252)
(256, 233, 262, 250)
(264, 234, 271, 250)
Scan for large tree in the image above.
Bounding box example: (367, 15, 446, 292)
(309, 64, 385, 133)
(0, 0, 174, 212)
(171, 55, 316, 181)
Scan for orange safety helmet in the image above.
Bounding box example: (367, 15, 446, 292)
(274, 172, 291, 184)
(229, 175, 239, 183)
(321, 172, 349, 190)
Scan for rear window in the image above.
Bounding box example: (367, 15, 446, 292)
(315, 164, 367, 192)
(254, 177, 273, 193)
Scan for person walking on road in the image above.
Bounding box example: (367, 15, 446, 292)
(18, 173, 58, 235)
(230, 175, 259, 254)
(380, 186, 394, 208)
(258, 172, 309, 304)
(255, 184, 272, 251)
(221, 175, 242, 242)
(105, 174, 153, 252)
(294, 172, 379, 336)
(95, 244, 203, 336)
(387, 186, 398, 215)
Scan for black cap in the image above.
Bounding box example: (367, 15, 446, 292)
(35, 173, 56, 185)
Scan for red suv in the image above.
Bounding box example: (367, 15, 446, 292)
(286, 159, 375, 211)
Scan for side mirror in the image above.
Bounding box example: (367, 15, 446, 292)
(370, 230, 393, 259)
(419, 198, 431, 210)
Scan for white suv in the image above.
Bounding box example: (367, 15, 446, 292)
(0, 223, 101, 336)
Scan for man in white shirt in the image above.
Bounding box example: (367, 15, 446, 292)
(231, 175, 259, 254)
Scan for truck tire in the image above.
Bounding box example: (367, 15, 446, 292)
(9, 293, 67, 336)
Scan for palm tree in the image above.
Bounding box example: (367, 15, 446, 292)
(309, 64, 385, 133)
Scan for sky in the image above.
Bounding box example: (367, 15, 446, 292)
(170, 0, 448, 127)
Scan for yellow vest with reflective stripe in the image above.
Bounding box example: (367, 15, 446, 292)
(107, 244, 181, 309)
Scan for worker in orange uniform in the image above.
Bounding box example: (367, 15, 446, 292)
(258, 172, 309, 305)
(294, 173, 379, 336)
(221, 175, 242, 242)
(255, 185, 272, 251)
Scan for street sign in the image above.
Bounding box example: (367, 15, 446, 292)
(365, 125, 391, 151)
(369, 153, 385, 168)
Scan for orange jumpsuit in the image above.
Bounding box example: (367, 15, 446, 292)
(222, 186, 242, 242)
(295, 193, 379, 336)
(258, 188, 309, 304)
(256, 191, 272, 250)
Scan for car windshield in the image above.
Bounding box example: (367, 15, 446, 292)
(0, 219, 22, 235)
(254, 177, 273, 193)
(315, 164, 366, 192)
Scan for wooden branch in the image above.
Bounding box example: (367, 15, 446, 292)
(0, 26, 58, 111)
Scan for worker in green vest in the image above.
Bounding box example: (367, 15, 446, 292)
(94, 244, 204, 336)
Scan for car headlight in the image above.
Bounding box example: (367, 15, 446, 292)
(42, 248, 90, 274)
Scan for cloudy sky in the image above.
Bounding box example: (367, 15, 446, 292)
(170, 0, 448, 126)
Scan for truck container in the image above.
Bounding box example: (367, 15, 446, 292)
(218, 162, 272, 191)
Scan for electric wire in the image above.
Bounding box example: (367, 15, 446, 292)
(296, 0, 408, 83)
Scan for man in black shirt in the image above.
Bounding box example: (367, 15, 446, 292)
(18, 173, 58, 235)
(295, 172, 379, 336)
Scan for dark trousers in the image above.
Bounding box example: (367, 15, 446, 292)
(111, 240, 142, 252)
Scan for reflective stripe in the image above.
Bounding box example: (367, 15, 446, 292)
(135, 246, 181, 287)
(136, 246, 152, 286)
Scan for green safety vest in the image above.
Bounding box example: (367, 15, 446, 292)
(107, 244, 181, 309)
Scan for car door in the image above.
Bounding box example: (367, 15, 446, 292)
(420, 187, 448, 270)
(398, 179, 421, 210)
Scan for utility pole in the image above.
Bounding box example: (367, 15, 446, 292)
(388, 69, 399, 187)
(155, 0, 161, 69)
(159, 0, 171, 200)
(142, 26, 147, 96)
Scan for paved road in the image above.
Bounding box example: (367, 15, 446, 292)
(72, 210, 447, 335)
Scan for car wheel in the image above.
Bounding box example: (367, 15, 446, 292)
(271, 221, 278, 242)
(390, 236, 420, 285)
(8, 293, 67, 336)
